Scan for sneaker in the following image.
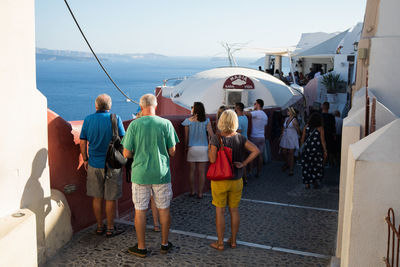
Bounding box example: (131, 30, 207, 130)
(160, 241, 173, 254)
(128, 244, 147, 258)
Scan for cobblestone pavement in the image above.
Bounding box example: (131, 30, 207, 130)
(46, 161, 339, 266)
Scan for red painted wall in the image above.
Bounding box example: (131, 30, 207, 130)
(47, 107, 280, 232)
(155, 87, 191, 116)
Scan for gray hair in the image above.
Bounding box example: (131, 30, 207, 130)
(95, 94, 112, 110)
(140, 94, 157, 108)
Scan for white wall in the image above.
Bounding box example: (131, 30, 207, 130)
(0, 1, 72, 265)
(341, 119, 400, 267)
(367, 0, 400, 117)
(333, 54, 350, 82)
(0, 0, 50, 219)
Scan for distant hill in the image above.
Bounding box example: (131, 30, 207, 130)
(36, 48, 167, 62)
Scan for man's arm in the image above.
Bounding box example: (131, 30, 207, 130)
(79, 140, 89, 171)
(168, 146, 176, 157)
(123, 148, 133, 159)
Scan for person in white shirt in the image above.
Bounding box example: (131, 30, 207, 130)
(248, 99, 268, 176)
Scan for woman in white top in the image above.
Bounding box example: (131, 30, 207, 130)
(182, 102, 214, 198)
(279, 107, 301, 176)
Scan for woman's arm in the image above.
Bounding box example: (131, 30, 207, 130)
(300, 125, 307, 145)
(208, 144, 218, 163)
(318, 126, 328, 159)
(206, 120, 214, 140)
(234, 140, 260, 168)
(184, 126, 189, 149)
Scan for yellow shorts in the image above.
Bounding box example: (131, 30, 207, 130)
(211, 178, 243, 208)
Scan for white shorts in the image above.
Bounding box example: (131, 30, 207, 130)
(187, 146, 209, 162)
(131, 183, 173, 210)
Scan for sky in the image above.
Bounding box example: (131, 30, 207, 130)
(35, 0, 367, 58)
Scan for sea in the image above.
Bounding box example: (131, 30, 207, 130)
(36, 57, 290, 121)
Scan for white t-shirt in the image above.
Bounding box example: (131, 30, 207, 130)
(250, 110, 268, 138)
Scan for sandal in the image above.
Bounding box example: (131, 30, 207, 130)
(128, 244, 147, 258)
(106, 227, 125, 238)
(226, 238, 237, 249)
(210, 242, 224, 251)
(153, 225, 161, 232)
(95, 225, 106, 235)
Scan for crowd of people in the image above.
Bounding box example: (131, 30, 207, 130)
(79, 93, 341, 258)
(259, 66, 324, 86)
(279, 101, 343, 188)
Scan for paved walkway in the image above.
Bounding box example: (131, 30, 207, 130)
(46, 161, 339, 267)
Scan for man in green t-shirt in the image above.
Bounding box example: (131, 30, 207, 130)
(122, 94, 179, 258)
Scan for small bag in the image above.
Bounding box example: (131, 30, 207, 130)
(106, 114, 127, 169)
(206, 135, 233, 181)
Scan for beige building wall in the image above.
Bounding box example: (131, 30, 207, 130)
(337, 0, 400, 265)
(0, 1, 72, 265)
(341, 119, 400, 267)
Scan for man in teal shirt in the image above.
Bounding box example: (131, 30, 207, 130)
(122, 94, 179, 258)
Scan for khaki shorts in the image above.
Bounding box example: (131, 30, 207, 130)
(86, 165, 122, 200)
(132, 183, 173, 210)
(211, 178, 243, 208)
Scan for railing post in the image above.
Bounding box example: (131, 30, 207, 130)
(384, 208, 400, 267)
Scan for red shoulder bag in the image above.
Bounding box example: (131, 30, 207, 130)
(207, 134, 233, 181)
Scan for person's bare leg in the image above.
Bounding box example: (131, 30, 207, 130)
(105, 200, 116, 229)
(257, 154, 263, 176)
(281, 148, 288, 170)
(198, 162, 207, 197)
(150, 196, 160, 230)
(228, 207, 240, 246)
(189, 162, 196, 195)
(215, 207, 225, 245)
(158, 208, 171, 245)
(288, 149, 294, 174)
(134, 209, 147, 249)
(93, 197, 103, 228)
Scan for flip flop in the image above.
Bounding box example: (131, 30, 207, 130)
(210, 242, 224, 251)
(281, 164, 289, 171)
(95, 225, 106, 235)
(226, 238, 237, 249)
(106, 227, 125, 238)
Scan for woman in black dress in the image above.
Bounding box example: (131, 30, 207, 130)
(300, 112, 327, 188)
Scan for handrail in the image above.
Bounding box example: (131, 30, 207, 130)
(384, 208, 400, 267)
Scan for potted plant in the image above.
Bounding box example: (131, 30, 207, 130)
(321, 73, 344, 102)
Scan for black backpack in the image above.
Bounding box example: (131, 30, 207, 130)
(105, 114, 127, 169)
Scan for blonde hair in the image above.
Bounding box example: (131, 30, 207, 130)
(140, 94, 157, 108)
(288, 107, 297, 116)
(217, 110, 238, 133)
